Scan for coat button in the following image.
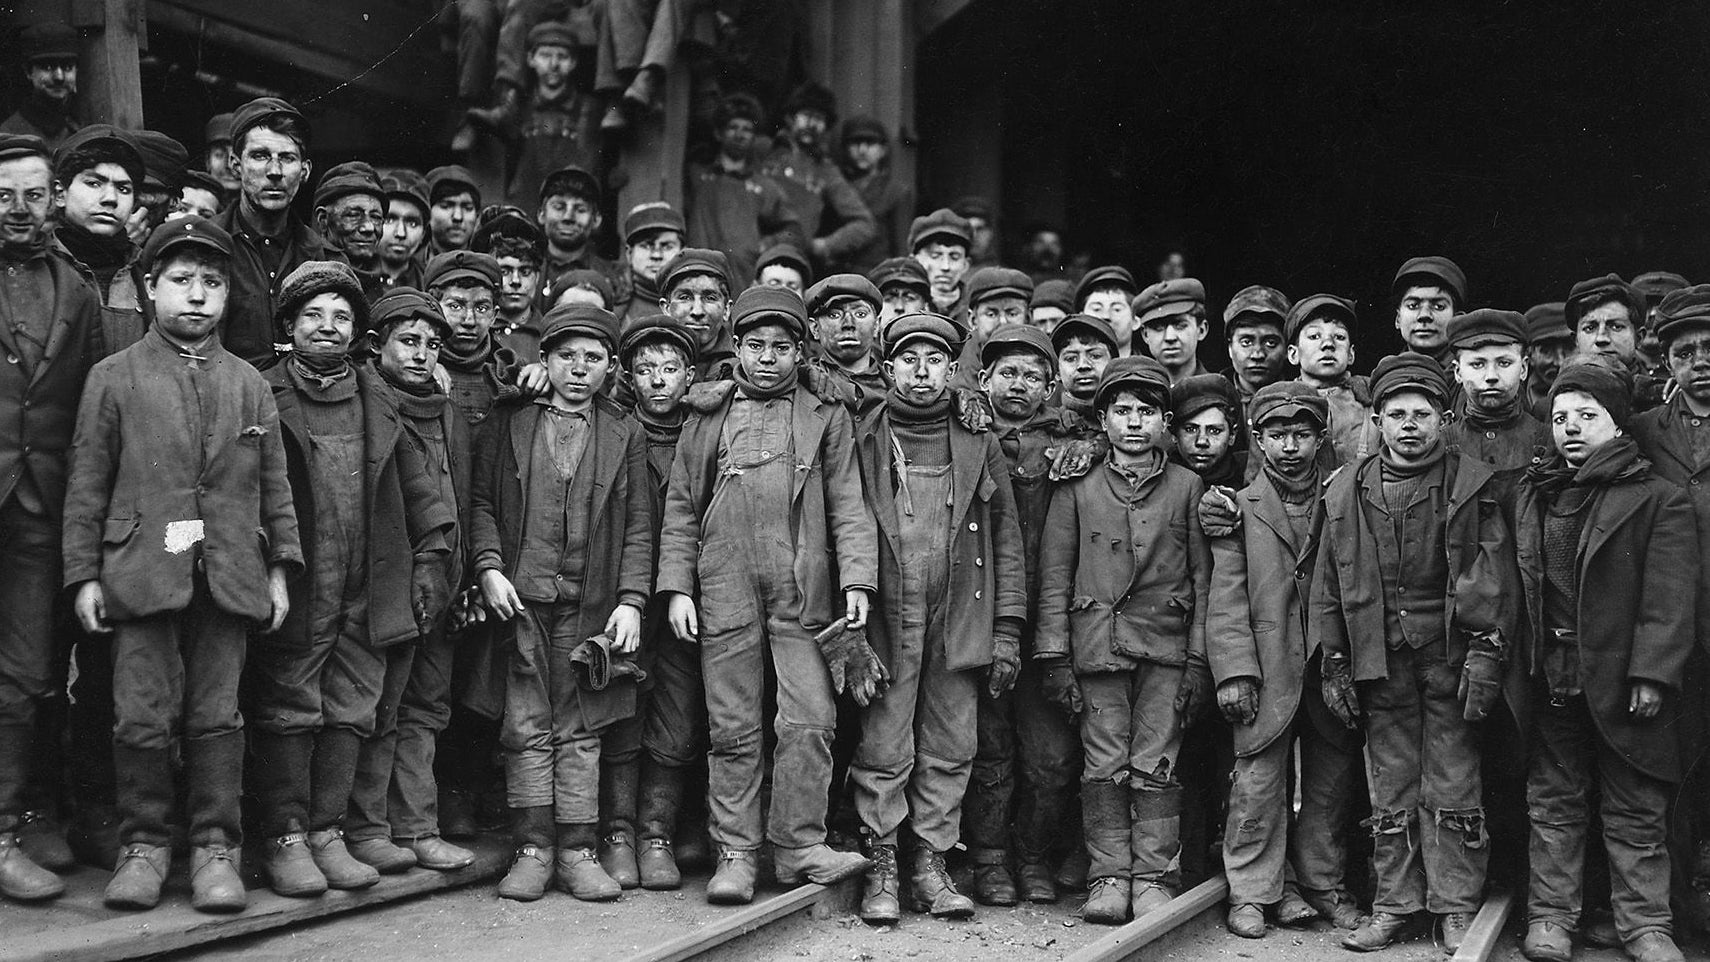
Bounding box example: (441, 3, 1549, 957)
(975, 557, 984, 566)
(975, 590, 983, 599)
(5, 355, 15, 364)
(968, 522, 978, 531)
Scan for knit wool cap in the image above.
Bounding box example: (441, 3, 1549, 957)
(1249, 380, 1329, 429)
(730, 285, 807, 339)
(1446, 309, 1528, 350)
(1093, 355, 1172, 411)
(1170, 373, 1242, 424)
(277, 260, 369, 331)
(1550, 360, 1633, 429)
(1370, 351, 1451, 408)
(369, 287, 452, 338)
(1654, 284, 1710, 344)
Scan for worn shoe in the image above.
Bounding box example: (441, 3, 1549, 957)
(263, 832, 328, 898)
(1016, 860, 1058, 903)
(1343, 911, 1413, 952)
(103, 843, 170, 910)
(409, 835, 475, 871)
(439, 791, 478, 839)
(638, 838, 680, 890)
(0, 832, 62, 901)
(1131, 880, 1176, 917)
(1626, 932, 1686, 962)
(17, 810, 74, 872)
(971, 858, 1019, 906)
(1055, 846, 1090, 891)
(1227, 902, 1267, 938)
(1440, 911, 1476, 954)
(1306, 890, 1367, 930)
(1584, 919, 1620, 948)
(307, 828, 380, 890)
(1520, 921, 1572, 962)
(556, 846, 621, 901)
(190, 845, 246, 914)
(498, 844, 553, 901)
(910, 847, 975, 919)
(348, 837, 418, 874)
(706, 848, 758, 905)
(860, 843, 901, 925)
(774, 843, 872, 886)
(599, 832, 640, 889)
(1275, 887, 1319, 926)
(1083, 876, 1131, 925)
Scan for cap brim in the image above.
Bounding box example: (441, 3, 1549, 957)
(151, 235, 232, 262)
(889, 333, 954, 357)
(1253, 400, 1325, 427)
(913, 229, 971, 250)
(971, 285, 1030, 305)
(427, 267, 494, 289)
(625, 220, 682, 243)
(1137, 301, 1199, 326)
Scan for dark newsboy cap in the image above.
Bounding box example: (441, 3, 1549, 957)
(1446, 309, 1528, 350)
(1654, 284, 1710, 344)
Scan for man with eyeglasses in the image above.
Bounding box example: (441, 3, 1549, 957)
(426, 250, 523, 428)
(215, 97, 331, 367)
(313, 162, 388, 301)
(657, 249, 737, 382)
(471, 206, 548, 358)
(615, 202, 685, 326)
(1391, 257, 1466, 370)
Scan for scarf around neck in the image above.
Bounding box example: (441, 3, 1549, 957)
(1525, 435, 1645, 496)
(1380, 435, 1447, 478)
(733, 365, 798, 401)
(55, 221, 131, 273)
(1264, 460, 1322, 503)
(1461, 391, 1524, 430)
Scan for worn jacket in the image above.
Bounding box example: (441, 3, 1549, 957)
(758, 139, 877, 266)
(49, 234, 150, 357)
(684, 162, 804, 286)
(1037, 457, 1210, 673)
(1632, 395, 1710, 649)
(1310, 452, 1519, 684)
(858, 406, 1026, 673)
(1514, 446, 1697, 782)
(658, 383, 877, 631)
(264, 363, 454, 649)
(216, 205, 333, 367)
(62, 329, 302, 620)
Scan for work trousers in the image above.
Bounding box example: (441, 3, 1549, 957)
(0, 500, 63, 828)
(248, 600, 386, 738)
(456, 0, 500, 101)
(1361, 644, 1487, 915)
(594, 0, 690, 92)
(964, 657, 1080, 859)
(1080, 664, 1186, 881)
(346, 639, 416, 843)
(1527, 688, 1674, 942)
(642, 633, 706, 767)
(502, 601, 605, 824)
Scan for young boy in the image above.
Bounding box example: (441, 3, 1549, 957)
(656, 249, 738, 381)
(614, 203, 685, 325)
(1522, 302, 1572, 420)
(909, 209, 974, 320)
(1391, 257, 1466, 366)
(377, 172, 428, 292)
(503, 21, 602, 209)
(657, 286, 876, 905)
(1133, 279, 1212, 383)
(1286, 294, 1376, 469)
(62, 217, 300, 913)
(250, 261, 455, 898)
(470, 302, 653, 902)
(1053, 314, 1120, 427)
(1170, 374, 1246, 489)
(963, 325, 1084, 906)
(1221, 285, 1291, 406)
(471, 206, 547, 358)
(1036, 355, 1212, 925)
(1207, 382, 1363, 938)
(1443, 309, 1551, 475)
(1074, 266, 1140, 357)
(804, 274, 888, 420)
(850, 311, 1026, 924)
(1311, 352, 1518, 954)
(425, 250, 523, 428)
(870, 256, 930, 326)
(957, 267, 1034, 387)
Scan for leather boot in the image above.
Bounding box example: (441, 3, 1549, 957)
(307, 827, 380, 890)
(969, 847, 1018, 906)
(104, 843, 170, 910)
(557, 823, 620, 901)
(860, 834, 901, 925)
(465, 86, 522, 138)
(0, 831, 62, 901)
(190, 845, 246, 913)
(308, 729, 362, 835)
(183, 732, 245, 868)
(599, 756, 641, 889)
(1440, 911, 1475, 954)
(706, 847, 759, 905)
(250, 731, 313, 842)
(263, 831, 327, 897)
(773, 842, 872, 886)
(1129, 783, 1181, 918)
(1626, 932, 1686, 962)
(1275, 883, 1319, 925)
(1131, 880, 1176, 917)
(1056, 845, 1090, 891)
(1342, 911, 1413, 951)
(408, 835, 475, 871)
(1083, 876, 1131, 925)
(1015, 858, 1058, 903)
(349, 836, 418, 874)
(909, 846, 975, 919)
(1227, 901, 1267, 938)
(499, 845, 554, 901)
(1304, 889, 1366, 929)
(636, 759, 684, 890)
(598, 832, 640, 890)
(1080, 780, 1131, 921)
(17, 810, 74, 872)
(1520, 920, 1572, 962)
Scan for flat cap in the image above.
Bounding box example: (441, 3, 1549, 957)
(1170, 373, 1242, 423)
(1284, 293, 1357, 344)
(180, 169, 225, 199)
(1249, 380, 1329, 429)
(1446, 309, 1528, 350)
(952, 195, 994, 221)
(141, 215, 233, 271)
(840, 115, 888, 144)
(470, 205, 544, 255)
(783, 81, 838, 124)
(1133, 277, 1206, 326)
(1565, 273, 1645, 326)
(1074, 265, 1139, 309)
(1525, 302, 1570, 342)
(540, 302, 619, 351)
(966, 266, 1033, 307)
(619, 313, 698, 365)
(540, 164, 600, 205)
(526, 18, 589, 50)
(133, 130, 188, 191)
(1633, 271, 1689, 302)
(550, 268, 614, 307)
(658, 249, 730, 295)
(1031, 278, 1075, 313)
(277, 260, 368, 330)
(980, 324, 1055, 368)
(756, 242, 812, 285)
(908, 208, 972, 253)
(1370, 351, 1451, 407)
(426, 165, 480, 206)
(731, 285, 806, 339)
(1654, 284, 1710, 343)
(380, 170, 431, 214)
(1551, 359, 1633, 428)
(313, 160, 384, 210)
(203, 112, 234, 146)
(423, 249, 501, 290)
(1093, 355, 1172, 410)
(623, 201, 684, 243)
(230, 96, 306, 151)
(804, 274, 881, 316)
(868, 256, 930, 295)
(369, 287, 452, 338)
(883, 311, 963, 358)
(1223, 284, 1290, 326)
(1051, 313, 1119, 355)
(53, 123, 144, 183)
(21, 23, 78, 62)
(1393, 255, 1467, 307)
(0, 133, 50, 163)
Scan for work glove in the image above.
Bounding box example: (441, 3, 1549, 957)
(986, 623, 1022, 698)
(801, 362, 856, 407)
(1217, 677, 1260, 725)
(1458, 629, 1505, 722)
(816, 618, 891, 707)
(1198, 485, 1241, 537)
(953, 388, 993, 433)
(1173, 650, 1213, 720)
(1047, 437, 1104, 480)
(411, 558, 452, 637)
(1320, 651, 1361, 729)
(1038, 655, 1082, 715)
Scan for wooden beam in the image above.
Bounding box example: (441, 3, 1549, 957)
(916, 0, 978, 36)
(1060, 875, 1229, 962)
(71, 0, 145, 127)
(621, 880, 856, 962)
(1449, 891, 1517, 962)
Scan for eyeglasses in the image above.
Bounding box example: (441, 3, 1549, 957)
(441, 299, 496, 319)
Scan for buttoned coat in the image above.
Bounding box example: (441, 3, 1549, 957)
(1632, 396, 1710, 649)
(215, 207, 332, 366)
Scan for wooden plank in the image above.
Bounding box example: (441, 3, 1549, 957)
(1060, 874, 1229, 962)
(1449, 890, 1516, 962)
(915, 0, 977, 36)
(76, 0, 145, 128)
(0, 840, 509, 962)
(621, 880, 843, 962)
